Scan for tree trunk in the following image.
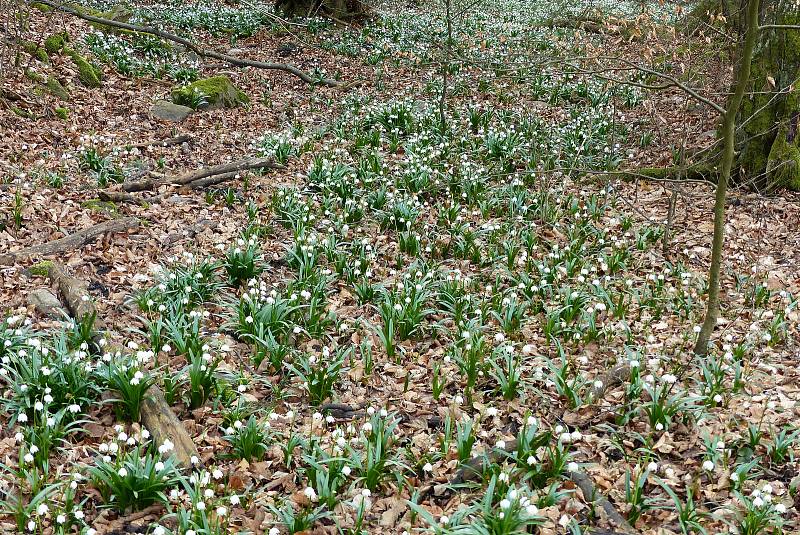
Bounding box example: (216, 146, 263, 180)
(274, 0, 368, 20)
(695, 0, 761, 356)
(735, 0, 800, 191)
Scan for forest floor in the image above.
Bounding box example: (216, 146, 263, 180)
(1, 1, 799, 534)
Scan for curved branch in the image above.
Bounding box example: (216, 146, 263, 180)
(29, 0, 342, 87)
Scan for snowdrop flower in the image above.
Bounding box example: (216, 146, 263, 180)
(702, 460, 715, 471)
(303, 486, 318, 502)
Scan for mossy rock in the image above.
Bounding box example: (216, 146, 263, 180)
(25, 69, 45, 83)
(22, 41, 49, 63)
(81, 199, 118, 215)
(64, 47, 102, 88)
(11, 106, 35, 119)
(45, 78, 70, 101)
(54, 107, 69, 120)
(28, 261, 55, 277)
(171, 76, 249, 110)
(44, 32, 69, 55)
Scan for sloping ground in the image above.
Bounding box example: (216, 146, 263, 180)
(0, 1, 799, 534)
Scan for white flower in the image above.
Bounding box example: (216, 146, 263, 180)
(647, 462, 658, 473)
(196, 501, 206, 511)
(423, 463, 433, 472)
(567, 462, 579, 472)
(37, 503, 48, 515)
(775, 503, 787, 514)
(154, 527, 166, 535)
(499, 499, 511, 509)
(753, 496, 764, 508)
(702, 460, 715, 471)
(439, 516, 450, 525)
(230, 494, 240, 505)
(216, 506, 227, 516)
(303, 486, 318, 501)
(118, 467, 128, 477)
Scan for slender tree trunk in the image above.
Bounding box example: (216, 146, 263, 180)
(694, 0, 761, 355)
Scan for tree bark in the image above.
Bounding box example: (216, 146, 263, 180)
(735, 0, 800, 191)
(695, 0, 761, 356)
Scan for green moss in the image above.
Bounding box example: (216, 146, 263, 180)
(54, 107, 69, 120)
(766, 124, 800, 191)
(31, 2, 54, 12)
(25, 69, 45, 83)
(44, 32, 68, 54)
(171, 76, 249, 110)
(29, 261, 54, 277)
(81, 199, 118, 214)
(64, 47, 102, 88)
(45, 77, 70, 101)
(22, 41, 49, 63)
(11, 106, 34, 119)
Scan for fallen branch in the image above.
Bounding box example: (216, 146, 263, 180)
(44, 261, 200, 467)
(121, 133, 191, 151)
(123, 157, 283, 192)
(188, 171, 240, 189)
(569, 470, 637, 534)
(98, 190, 163, 205)
(30, 0, 342, 87)
(587, 363, 631, 403)
(451, 440, 634, 534)
(0, 217, 139, 265)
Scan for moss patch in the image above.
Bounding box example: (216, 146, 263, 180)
(54, 107, 69, 120)
(29, 261, 54, 277)
(44, 32, 68, 54)
(81, 199, 118, 215)
(31, 2, 54, 12)
(64, 47, 102, 88)
(766, 123, 800, 191)
(11, 106, 35, 119)
(22, 41, 49, 63)
(171, 76, 249, 110)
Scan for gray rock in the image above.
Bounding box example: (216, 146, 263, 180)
(151, 100, 193, 122)
(28, 288, 65, 318)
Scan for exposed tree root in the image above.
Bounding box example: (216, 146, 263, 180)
(29, 0, 343, 87)
(451, 439, 635, 534)
(587, 363, 631, 403)
(0, 217, 139, 265)
(43, 262, 200, 467)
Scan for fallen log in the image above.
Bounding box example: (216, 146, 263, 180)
(30, 0, 341, 87)
(123, 156, 282, 192)
(121, 133, 192, 151)
(46, 262, 104, 325)
(99, 190, 163, 205)
(0, 217, 139, 266)
(141, 384, 200, 467)
(43, 261, 200, 468)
